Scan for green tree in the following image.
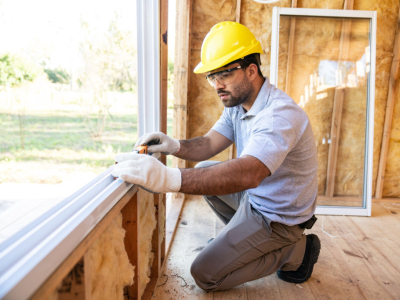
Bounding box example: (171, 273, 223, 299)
(0, 53, 40, 149)
(44, 67, 70, 85)
(76, 14, 137, 138)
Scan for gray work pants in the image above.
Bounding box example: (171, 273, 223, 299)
(190, 161, 307, 291)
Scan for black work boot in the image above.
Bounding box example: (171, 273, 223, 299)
(277, 234, 321, 283)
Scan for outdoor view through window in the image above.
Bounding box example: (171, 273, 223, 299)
(0, 0, 175, 243)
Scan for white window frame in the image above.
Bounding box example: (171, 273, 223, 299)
(0, 1, 162, 299)
(270, 7, 377, 217)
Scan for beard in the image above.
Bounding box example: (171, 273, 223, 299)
(217, 75, 254, 108)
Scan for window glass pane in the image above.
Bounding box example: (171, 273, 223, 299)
(278, 16, 371, 207)
(0, 0, 138, 242)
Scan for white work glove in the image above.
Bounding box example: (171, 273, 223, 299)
(112, 152, 181, 194)
(135, 132, 180, 155)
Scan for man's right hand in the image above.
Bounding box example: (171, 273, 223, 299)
(135, 132, 180, 155)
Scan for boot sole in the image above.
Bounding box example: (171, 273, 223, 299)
(277, 234, 321, 284)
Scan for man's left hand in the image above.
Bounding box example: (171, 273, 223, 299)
(112, 153, 181, 194)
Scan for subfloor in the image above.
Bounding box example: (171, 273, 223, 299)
(153, 196, 400, 300)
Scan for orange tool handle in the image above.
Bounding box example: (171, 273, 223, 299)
(134, 145, 148, 154)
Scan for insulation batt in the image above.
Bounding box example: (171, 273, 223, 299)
(85, 212, 135, 300)
(383, 77, 400, 197)
(137, 188, 157, 298)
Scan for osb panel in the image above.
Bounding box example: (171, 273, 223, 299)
(191, 0, 236, 50)
(334, 87, 367, 196)
(188, 0, 237, 168)
(240, 0, 291, 79)
(353, 0, 399, 195)
(383, 79, 400, 197)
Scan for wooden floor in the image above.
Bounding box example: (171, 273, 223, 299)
(152, 196, 400, 300)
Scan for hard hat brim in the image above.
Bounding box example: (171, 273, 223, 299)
(193, 42, 263, 74)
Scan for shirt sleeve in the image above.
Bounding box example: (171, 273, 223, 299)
(240, 113, 297, 174)
(211, 108, 235, 142)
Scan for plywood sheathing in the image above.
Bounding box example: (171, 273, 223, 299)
(188, 0, 237, 168)
(85, 212, 135, 300)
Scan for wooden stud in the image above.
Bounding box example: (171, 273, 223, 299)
(121, 192, 140, 300)
(173, 0, 193, 199)
(284, 0, 297, 95)
(141, 194, 164, 300)
(160, 194, 166, 270)
(375, 5, 400, 200)
(325, 0, 354, 197)
(160, 0, 168, 166)
(165, 197, 185, 256)
(30, 186, 139, 300)
(235, 0, 241, 23)
(325, 88, 345, 197)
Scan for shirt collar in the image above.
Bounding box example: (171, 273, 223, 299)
(235, 78, 272, 119)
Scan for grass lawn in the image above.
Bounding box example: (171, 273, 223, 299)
(0, 92, 173, 184)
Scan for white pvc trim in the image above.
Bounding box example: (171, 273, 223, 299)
(316, 206, 369, 216)
(270, 7, 280, 86)
(279, 7, 375, 18)
(270, 8, 377, 216)
(137, 0, 161, 137)
(0, 167, 133, 299)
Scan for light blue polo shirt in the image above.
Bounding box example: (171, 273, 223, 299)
(211, 78, 318, 226)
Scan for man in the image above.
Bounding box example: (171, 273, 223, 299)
(112, 21, 320, 291)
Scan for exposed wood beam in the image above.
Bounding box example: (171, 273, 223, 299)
(226, 0, 241, 160)
(375, 5, 400, 199)
(284, 0, 297, 95)
(173, 0, 192, 198)
(236, 0, 241, 23)
(325, 88, 346, 197)
(160, 0, 168, 166)
(325, 0, 354, 197)
(165, 196, 185, 256)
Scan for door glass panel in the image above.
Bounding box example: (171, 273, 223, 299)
(278, 16, 371, 207)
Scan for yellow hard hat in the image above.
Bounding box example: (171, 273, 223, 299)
(194, 21, 263, 74)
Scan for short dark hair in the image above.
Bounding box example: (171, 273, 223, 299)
(224, 53, 263, 77)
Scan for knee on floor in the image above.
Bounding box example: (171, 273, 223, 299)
(190, 259, 215, 291)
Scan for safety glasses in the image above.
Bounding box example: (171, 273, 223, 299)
(205, 65, 242, 88)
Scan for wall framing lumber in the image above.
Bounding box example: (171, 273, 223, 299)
(30, 186, 139, 300)
(236, 0, 241, 23)
(375, 5, 400, 200)
(325, 0, 354, 197)
(173, 0, 193, 199)
(284, 0, 297, 95)
(160, 0, 168, 166)
(121, 192, 139, 300)
(325, 87, 346, 197)
(165, 197, 185, 256)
